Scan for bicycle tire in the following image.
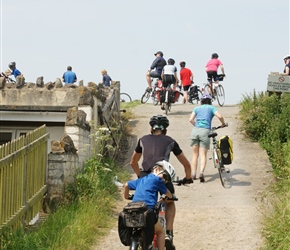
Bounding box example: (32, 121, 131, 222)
(190, 89, 203, 104)
(120, 93, 132, 102)
(141, 91, 150, 104)
(216, 85, 225, 107)
(203, 83, 212, 97)
(152, 90, 159, 105)
(214, 148, 230, 188)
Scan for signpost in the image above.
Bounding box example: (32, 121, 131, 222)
(267, 72, 290, 93)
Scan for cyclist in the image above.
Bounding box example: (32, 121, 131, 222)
(179, 61, 194, 104)
(130, 114, 192, 249)
(119, 164, 173, 249)
(160, 58, 179, 110)
(146, 51, 167, 92)
(205, 53, 225, 93)
(283, 55, 290, 75)
(189, 94, 226, 182)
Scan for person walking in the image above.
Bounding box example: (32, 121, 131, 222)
(62, 66, 77, 84)
(179, 61, 193, 104)
(130, 114, 192, 249)
(189, 94, 226, 182)
(101, 69, 112, 86)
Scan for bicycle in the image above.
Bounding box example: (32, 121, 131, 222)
(141, 78, 162, 105)
(208, 124, 231, 188)
(0, 72, 16, 83)
(162, 85, 181, 116)
(202, 74, 225, 106)
(120, 92, 132, 102)
(187, 83, 202, 104)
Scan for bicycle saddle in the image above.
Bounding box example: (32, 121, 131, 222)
(208, 132, 217, 138)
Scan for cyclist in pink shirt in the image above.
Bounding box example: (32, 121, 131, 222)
(205, 53, 225, 86)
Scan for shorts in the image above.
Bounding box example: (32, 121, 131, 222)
(206, 71, 219, 82)
(183, 85, 190, 91)
(162, 74, 176, 88)
(190, 127, 211, 149)
(149, 70, 162, 79)
(140, 171, 175, 194)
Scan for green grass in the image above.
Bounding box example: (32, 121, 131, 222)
(239, 91, 290, 249)
(1, 154, 130, 250)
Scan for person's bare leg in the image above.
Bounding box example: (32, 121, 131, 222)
(155, 221, 165, 249)
(184, 90, 189, 103)
(146, 72, 152, 88)
(191, 145, 199, 178)
(199, 147, 208, 173)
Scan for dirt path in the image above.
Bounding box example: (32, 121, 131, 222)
(94, 102, 273, 250)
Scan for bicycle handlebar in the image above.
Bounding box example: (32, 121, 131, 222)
(212, 123, 228, 131)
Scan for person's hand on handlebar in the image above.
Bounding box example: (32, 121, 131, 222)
(221, 123, 228, 128)
(127, 194, 134, 200)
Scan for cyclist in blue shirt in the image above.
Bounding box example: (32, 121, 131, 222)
(7, 62, 23, 78)
(62, 66, 77, 84)
(189, 94, 226, 182)
(119, 164, 172, 249)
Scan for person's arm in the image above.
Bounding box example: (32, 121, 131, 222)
(124, 182, 130, 199)
(189, 112, 196, 125)
(74, 74, 77, 83)
(214, 110, 226, 126)
(190, 73, 194, 82)
(130, 151, 142, 177)
(283, 66, 290, 75)
(220, 65, 225, 75)
(176, 152, 191, 179)
(165, 189, 172, 199)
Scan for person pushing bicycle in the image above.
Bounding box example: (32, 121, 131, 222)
(189, 94, 226, 182)
(130, 115, 192, 249)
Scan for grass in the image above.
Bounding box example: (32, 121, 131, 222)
(239, 91, 290, 249)
(1, 132, 131, 250)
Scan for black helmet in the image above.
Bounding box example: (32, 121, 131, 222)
(154, 51, 164, 57)
(168, 58, 175, 65)
(149, 115, 169, 130)
(212, 53, 219, 59)
(8, 62, 16, 69)
(179, 61, 186, 67)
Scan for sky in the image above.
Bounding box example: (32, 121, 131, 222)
(0, 0, 289, 105)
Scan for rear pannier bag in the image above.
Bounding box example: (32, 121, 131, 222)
(218, 135, 233, 165)
(122, 201, 148, 228)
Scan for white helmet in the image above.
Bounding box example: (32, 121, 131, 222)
(154, 160, 176, 182)
(283, 55, 290, 60)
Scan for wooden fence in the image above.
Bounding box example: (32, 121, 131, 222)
(0, 125, 49, 230)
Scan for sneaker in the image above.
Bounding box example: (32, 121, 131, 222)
(165, 234, 175, 250)
(199, 174, 205, 183)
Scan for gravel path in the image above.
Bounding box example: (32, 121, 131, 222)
(93, 102, 274, 250)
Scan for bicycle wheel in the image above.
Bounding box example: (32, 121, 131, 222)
(120, 93, 132, 102)
(152, 90, 159, 105)
(141, 91, 151, 104)
(190, 89, 203, 104)
(215, 148, 230, 188)
(216, 85, 225, 107)
(203, 83, 212, 97)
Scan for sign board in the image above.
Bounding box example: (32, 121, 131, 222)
(267, 73, 290, 93)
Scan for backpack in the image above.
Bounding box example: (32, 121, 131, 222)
(218, 135, 233, 165)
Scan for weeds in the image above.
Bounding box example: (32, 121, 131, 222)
(239, 91, 290, 249)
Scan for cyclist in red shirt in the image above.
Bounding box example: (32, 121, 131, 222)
(179, 61, 193, 104)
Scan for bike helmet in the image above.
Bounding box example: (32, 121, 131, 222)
(179, 61, 186, 67)
(8, 62, 16, 69)
(201, 94, 212, 100)
(212, 53, 219, 59)
(168, 58, 175, 65)
(149, 115, 169, 130)
(283, 55, 290, 60)
(154, 160, 176, 182)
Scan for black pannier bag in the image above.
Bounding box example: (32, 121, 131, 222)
(218, 135, 233, 165)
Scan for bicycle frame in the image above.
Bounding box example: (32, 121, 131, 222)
(208, 124, 230, 187)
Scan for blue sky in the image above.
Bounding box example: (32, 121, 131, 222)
(0, 0, 289, 104)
